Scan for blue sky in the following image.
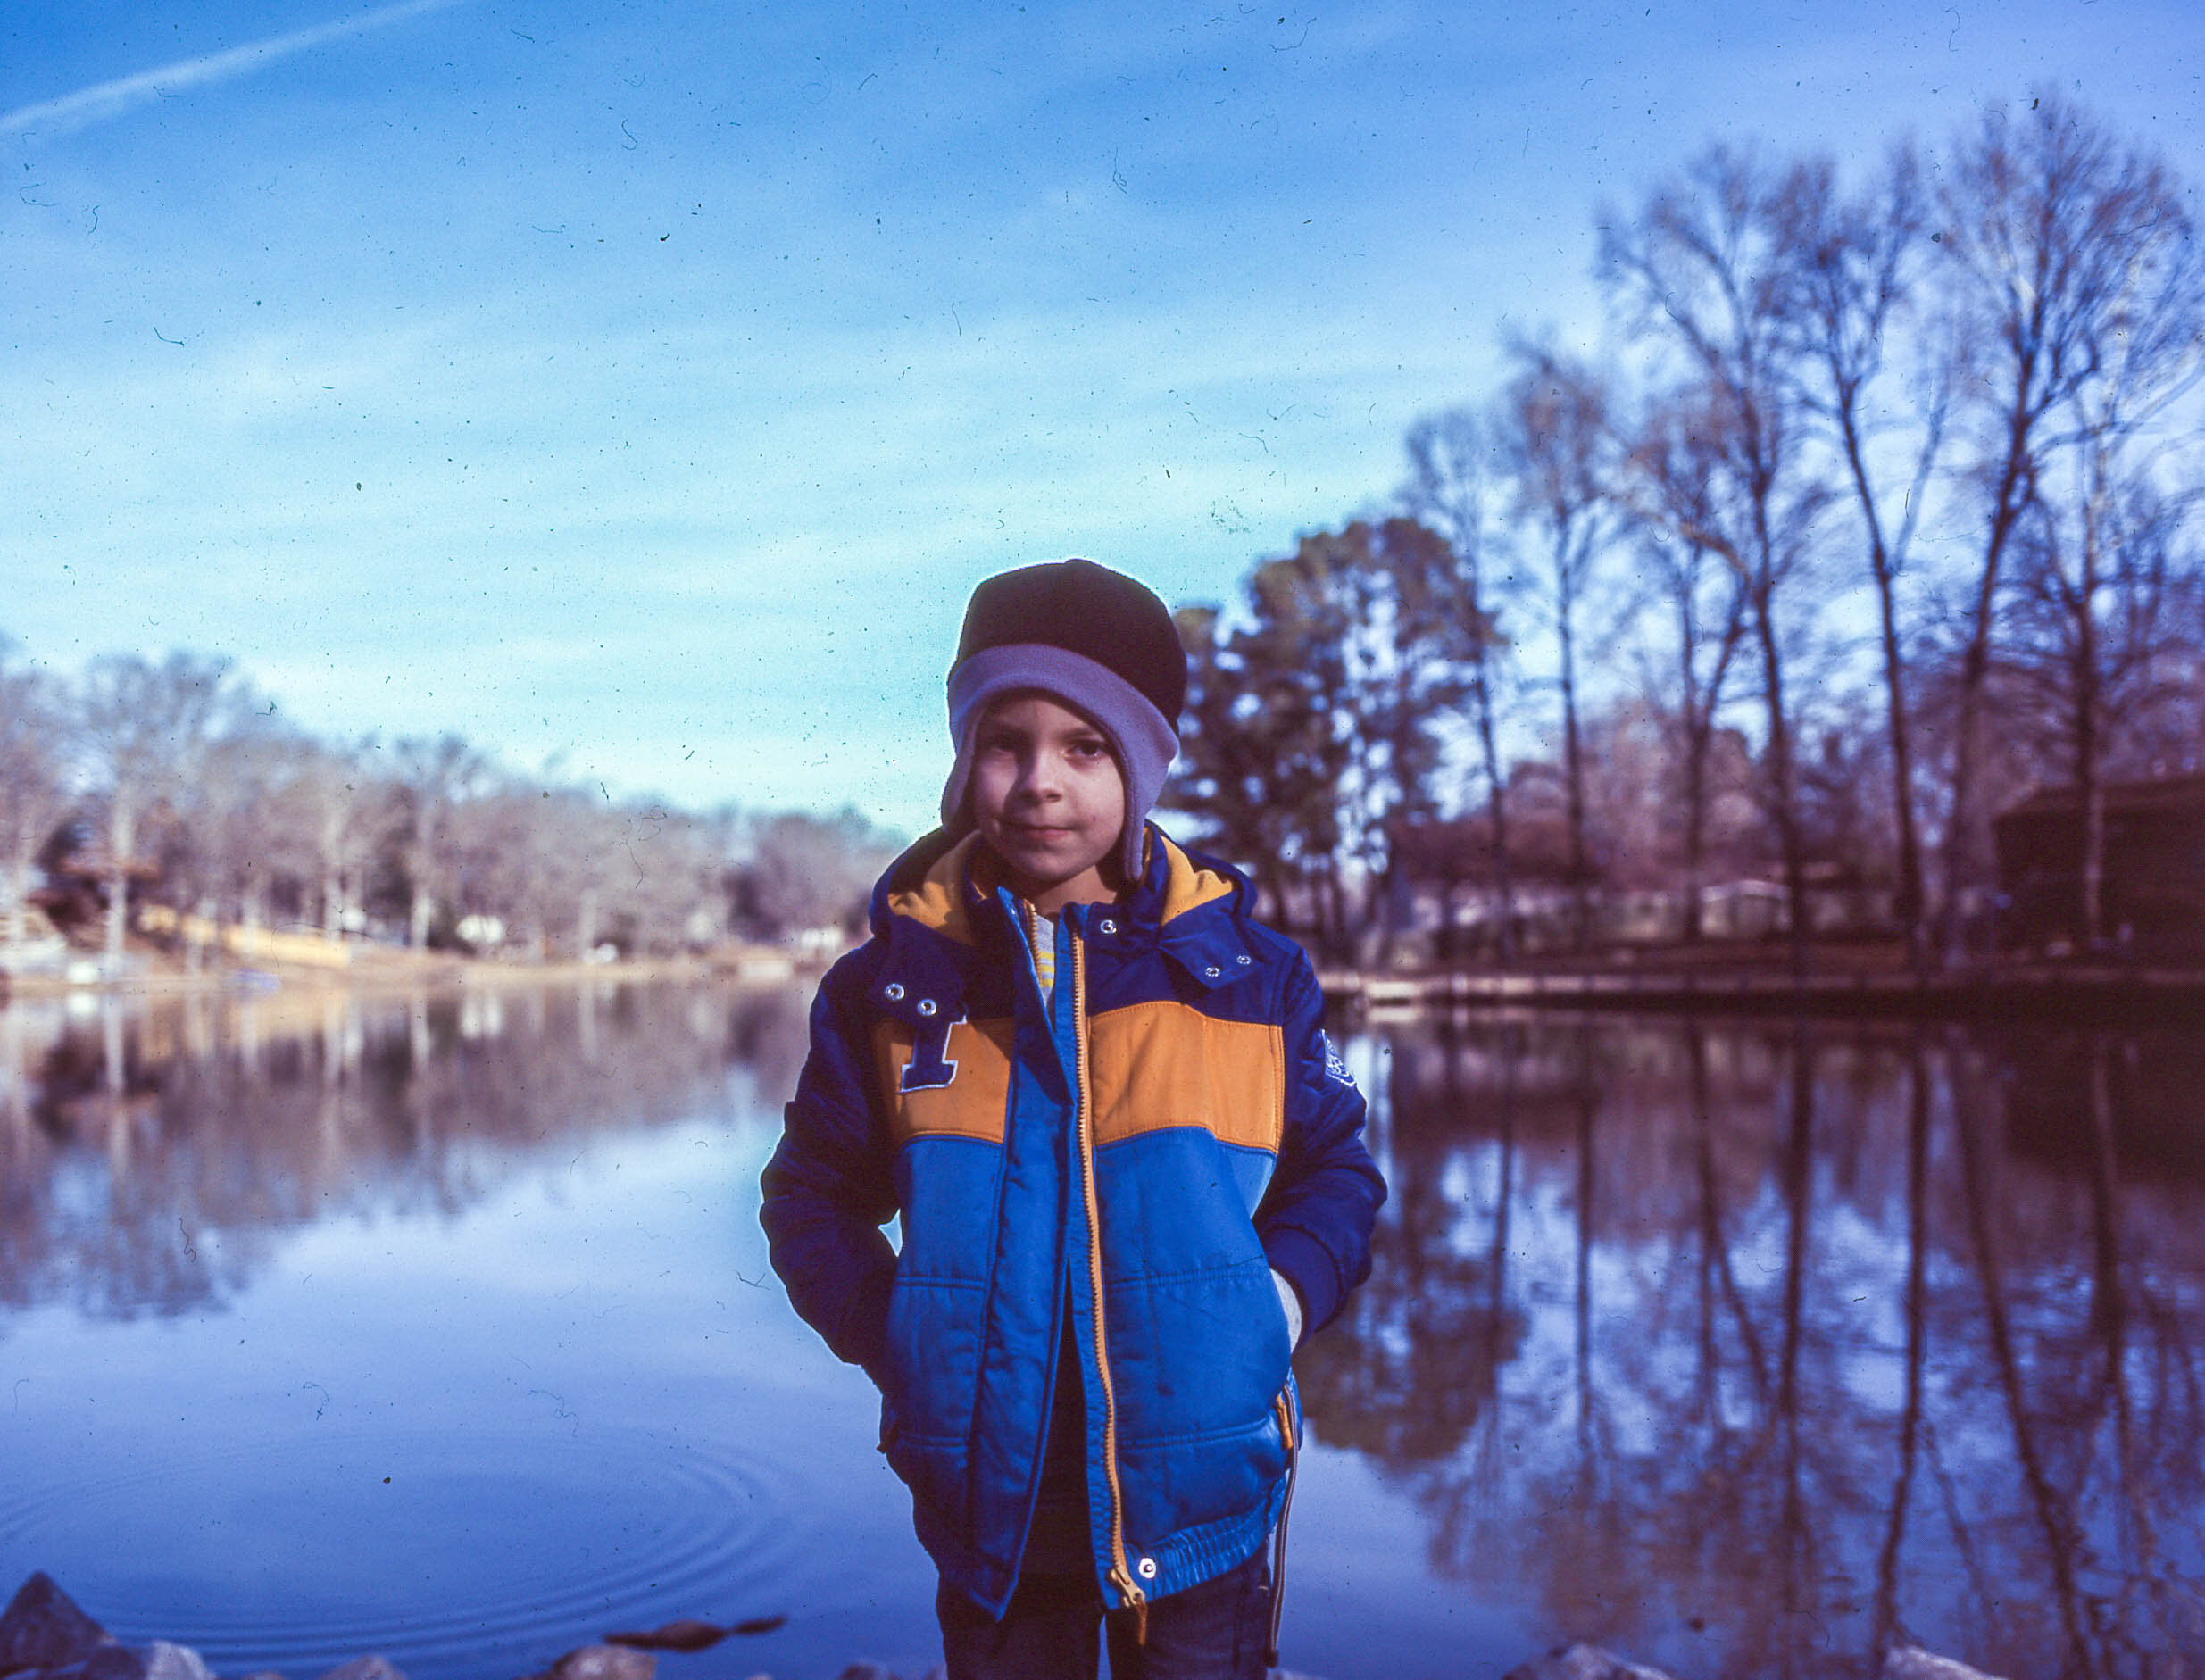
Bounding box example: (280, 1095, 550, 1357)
(4, 0, 2200, 836)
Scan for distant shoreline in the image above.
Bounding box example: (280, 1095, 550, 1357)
(0, 945, 811, 1002)
(10, 942, 2204, 1023)
(1324, 959, 2205, 1020)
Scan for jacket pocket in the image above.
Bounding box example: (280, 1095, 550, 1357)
(1117, 1410, 1289, 1541)
(882, 1425, 975, 1551)
(1105, 1254, 1291, 1452)
(882, 1273, 986, 1443)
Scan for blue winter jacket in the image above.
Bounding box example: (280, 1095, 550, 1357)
(760, 824, 1385, 1618)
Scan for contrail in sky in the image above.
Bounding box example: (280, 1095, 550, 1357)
(1, 0, 463, 137)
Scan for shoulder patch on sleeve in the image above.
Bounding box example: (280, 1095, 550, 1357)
(1320, 1031, 1357, 1090)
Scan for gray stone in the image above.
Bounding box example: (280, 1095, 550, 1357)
(0, 1576, 112, 1678)
(68, 1644, 213, 1680)
(546, 1648, 653, 1680)
(316, 1659, 406, 1680)
(1881, 1651, 2009, 1680)
(1501, 1645, 1678, 1680)
(132, 1643, 210, 1680)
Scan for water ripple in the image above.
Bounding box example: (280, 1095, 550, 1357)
(0, 1423, 804, 1680)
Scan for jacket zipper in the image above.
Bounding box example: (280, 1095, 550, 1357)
(1267, 1386, 1299, 1666)
(1070, 927, 1147, 1634)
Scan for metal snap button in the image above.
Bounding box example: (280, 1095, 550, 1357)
(1098, 918, 1118, 935)
(917, 998, 937, 1017)
(1203, 965, 1221, 978)
(1136, 1556, 1157, 1579)
(1236, 954, 1252, 966)
(884, 983, 905, 1001)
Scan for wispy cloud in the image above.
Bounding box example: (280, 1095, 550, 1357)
(1, 0, 463, 137)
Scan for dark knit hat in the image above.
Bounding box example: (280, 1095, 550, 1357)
(940, 558, 1186, 879)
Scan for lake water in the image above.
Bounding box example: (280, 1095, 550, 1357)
(0, 983, 2200, 1680)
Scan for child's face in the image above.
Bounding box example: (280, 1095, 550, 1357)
(969, 692, 1126, 911)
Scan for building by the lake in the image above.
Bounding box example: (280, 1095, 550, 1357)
(1993, 772, 2205, 961)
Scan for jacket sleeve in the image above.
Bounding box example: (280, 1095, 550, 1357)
(759, 951, 900, 1385)
(1255, 949, 1386, 1336)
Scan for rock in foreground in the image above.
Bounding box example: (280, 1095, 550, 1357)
(4, 1572, 2020, 1680)
(316, 1659, 407, 1680)
(0, 1574, 115, 1678)
(1502, 1646, 1677, 1680)
(76, 1642, 215, 1680)
(1881, 1651, 2009, 1680)
(540, 1648, 653, 1680)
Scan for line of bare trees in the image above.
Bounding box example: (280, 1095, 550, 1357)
(0, 640, 896, 969)
(1169, 92, 2205, 969)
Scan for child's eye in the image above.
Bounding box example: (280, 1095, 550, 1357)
(1069, 737, 1109, 759)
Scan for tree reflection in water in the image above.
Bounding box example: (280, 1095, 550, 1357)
(1299, 1011, 2205, 1679)
(0, 984, 812, 1325)
(4, 994, 2202, 1676)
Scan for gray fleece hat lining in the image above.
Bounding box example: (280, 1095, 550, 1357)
(939, 642, 1179, 882)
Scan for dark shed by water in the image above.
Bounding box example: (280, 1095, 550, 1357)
(1993, 773, 2205, 961)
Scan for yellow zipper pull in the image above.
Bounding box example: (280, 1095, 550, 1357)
(1107, 1561, 1150, 1643)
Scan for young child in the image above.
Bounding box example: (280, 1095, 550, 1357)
(760, 558, 1385, 1679)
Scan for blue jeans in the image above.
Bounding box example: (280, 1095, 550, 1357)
(936, 1549, 1273, 1680)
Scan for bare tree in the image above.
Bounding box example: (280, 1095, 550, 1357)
(391, 735, 489, 948)
(626, 803, 738, 953)
(1496, 341, 1618, 948)
(520, 786, 602, 957)
(77, 652, 245, 964)
(2003, 476, 2205, 947)
(1623, 391, 1752, 943)
(192, 721, 312, 947)
(735, 809, 897, 944)
(0, 644, 74, 957)
(1603, 146, 1830, 973)
(1932, 90, 2204, 961)
(154, 697, 295, 968)
(445, 779, 577, 956)
(513, 788, 728, 959)
(1403, 409, 1518, 962)
(283, 736, 391, 942)
(1775, 145, 1951, 969)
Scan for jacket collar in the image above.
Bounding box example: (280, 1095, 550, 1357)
(864, 825, 1261, 1023)
(1132, 827, 1260, 993)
